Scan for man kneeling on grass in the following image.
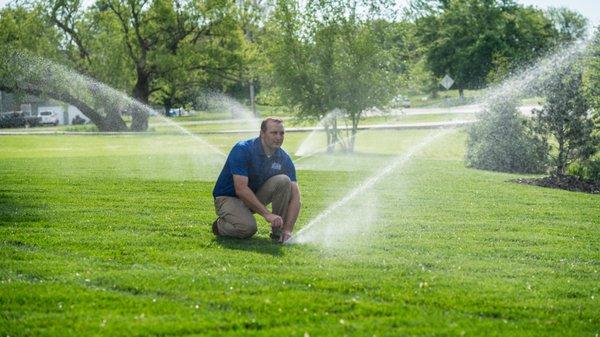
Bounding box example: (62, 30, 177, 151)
(211, 117, 301, 243)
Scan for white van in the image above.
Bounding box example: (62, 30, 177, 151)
(38, 111, 59, 126)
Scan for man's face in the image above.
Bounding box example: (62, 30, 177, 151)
(261, 121, 285, 152)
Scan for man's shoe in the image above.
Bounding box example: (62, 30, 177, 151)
(212, 219, 219, 236)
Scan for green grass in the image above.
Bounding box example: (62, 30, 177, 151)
(149, 113, 476, 134)
(0, 129, 598, 336)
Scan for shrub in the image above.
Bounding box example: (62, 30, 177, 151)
(568, 157, 600, 182)
(466, 99, 548, 173)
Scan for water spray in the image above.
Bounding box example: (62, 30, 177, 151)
(288, 129, 451, 245)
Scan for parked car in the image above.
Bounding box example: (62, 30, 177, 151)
(390, 95, 411, 109)
(402, 97, 411, 108)
(167, 107, 187, 117)
(0, 111, 40, 128)
(71, 115, 87, 125)
(38, 111, 59, 126)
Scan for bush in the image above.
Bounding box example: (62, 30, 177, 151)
(568, 157, 600, 182)
(466, 99, 548, 173)
(64, 124, 99, 132)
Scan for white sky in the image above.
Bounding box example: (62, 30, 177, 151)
(0, 0, 598, 27)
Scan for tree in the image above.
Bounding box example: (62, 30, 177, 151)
(532, 65, 597, 175)
(235, 0, 270, 116)
(0, 4, 131, 131)
(414, 0, 558, 98)
(47, 0, 246, 130)
(545, 7, 588, 44)
(0, 48, 146, 131)
(583, 27, 600, 131)
(334, 18, 400, 150)
(266, 0, 402, 152)
(146, 0, 246, 115)
(0, 5, 63, 59)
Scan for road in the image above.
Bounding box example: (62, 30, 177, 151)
(0, 104, 542, 135)
(384, 104, 541, 116)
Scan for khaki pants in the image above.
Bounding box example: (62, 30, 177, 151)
(213, 174, 292, 238)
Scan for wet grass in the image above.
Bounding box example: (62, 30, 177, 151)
(0, 129, 598, 336)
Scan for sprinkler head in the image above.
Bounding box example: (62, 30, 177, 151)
(270, 227, 282, 242)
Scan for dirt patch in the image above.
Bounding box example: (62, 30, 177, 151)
(511, 175, 600, 194)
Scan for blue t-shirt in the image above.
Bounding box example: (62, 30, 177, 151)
(212, 137, 297, 198)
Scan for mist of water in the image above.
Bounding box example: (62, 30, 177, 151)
(196, 91, 260, 125)
(295, 109, 348, 157)
(289, 129, 450, 246)
(155, 115, 226, 157)
(1, 49, 226, 180)
(290, 40, 594, 247)
(479, 39, 592, 106)
(1, 49, 154, 124)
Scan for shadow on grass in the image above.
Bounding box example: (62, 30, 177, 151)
(0, 190, 42, 226)
(215, 236, 284, 256)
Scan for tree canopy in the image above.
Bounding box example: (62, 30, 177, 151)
(1, 0, 596, 137)
(413, 0, 577, 97)
(265, 0, 403, 151)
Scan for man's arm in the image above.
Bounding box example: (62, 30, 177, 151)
(281, 182, 301, 242)
(233, 174, 283, 228)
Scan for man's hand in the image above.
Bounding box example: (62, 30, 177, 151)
(279, 230, 292, 243)
(264, 213, 283, 228)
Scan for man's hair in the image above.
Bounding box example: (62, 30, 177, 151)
(260, 117, 284, 133)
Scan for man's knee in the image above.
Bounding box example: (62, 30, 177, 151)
(271, 174, 291, 189)
(236, 220, 257, 238)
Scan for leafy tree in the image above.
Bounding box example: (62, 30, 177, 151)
(583, 27, 600, 131)
(532, 65, 597, 175)
(0, 5, 62, 110)
(0, 4, 130, 131)
(0, 5, 63, 58)
(47, 0, 245, 130)
(414, 0, 558, 98)
(146, 0, 246, 115)
(234, 0, 270, 115)
(266, 0, 402, 152)
(545, 7, 588, 44)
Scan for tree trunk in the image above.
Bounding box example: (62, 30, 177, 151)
(349, 113, 359, 152)
(130, 105, 148, 131)
(556, 137, 566, 175)
(130, 68, 150, 131)
(0, 84, 128, 132)
(163, 99, 173, 117)
(325, 124, 333, 153)
(330, 117, 338, 152)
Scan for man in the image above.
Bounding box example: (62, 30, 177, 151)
(212, 117, 301, 243)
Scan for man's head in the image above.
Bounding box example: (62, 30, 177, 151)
(260, 117, 285, 154)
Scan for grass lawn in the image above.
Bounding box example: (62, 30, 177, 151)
(147, 113, 476, 134)
(0, 128, 598, 336)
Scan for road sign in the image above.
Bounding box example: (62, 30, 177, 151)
(441, 74, 454, 90)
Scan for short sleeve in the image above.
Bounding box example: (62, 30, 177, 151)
(228, 143, 250, 177)
(284, 155, 297, 182)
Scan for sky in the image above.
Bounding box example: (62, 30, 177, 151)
(517, 0, 600, 27)
(0, 0, 598, 27)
